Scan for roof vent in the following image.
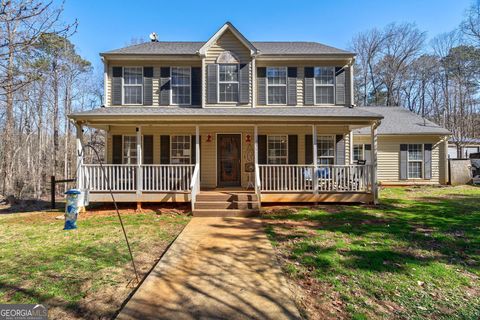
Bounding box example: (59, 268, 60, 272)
(149, 32, 158, 42)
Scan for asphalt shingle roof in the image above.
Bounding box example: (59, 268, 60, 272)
(354, 107, 451, 135)
(69, 106, 382, 120)
(102, 41, 352, 56)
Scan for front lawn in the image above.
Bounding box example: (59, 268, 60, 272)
(0, 207, 190, 319)
(264, 186, 480, 320)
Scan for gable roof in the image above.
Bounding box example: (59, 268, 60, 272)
(198, 22, 257, 56)
(102, 41, 353, 56)
(101, 22, 353, 57)
(354, 107, 451, 135)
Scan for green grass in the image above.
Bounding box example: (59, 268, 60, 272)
(264, 186, 480, 319)
(0, 209, 190, 319)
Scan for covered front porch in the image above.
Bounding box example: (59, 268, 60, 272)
(71, 109, 381, 210)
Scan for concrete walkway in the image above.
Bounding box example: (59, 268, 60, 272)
(117, 217, 301, 320)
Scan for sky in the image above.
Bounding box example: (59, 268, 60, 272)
(59, 0, 472, 71)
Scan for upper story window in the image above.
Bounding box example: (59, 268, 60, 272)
(317, 135, 335, 165)
(408, 144, 423, 178)
(123, 135, 138, 164)
(314, 67, 335, 105)
(219, 64, 239, 102)
(171, 135, 191, 164)
(267, 135, 288, 164)
(171, 67, 191, 105)
(124, 67, 143, 105)
(267, 67, 287, 105)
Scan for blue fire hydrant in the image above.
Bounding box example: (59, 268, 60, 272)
(64, 189, 81, 230)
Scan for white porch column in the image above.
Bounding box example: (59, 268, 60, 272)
(136, 126, 142, 197)
(254, 125, 258, 192)
(75, 122, 84, 190)
(195, 126, 200, 167)
(312, 125, 318, 194)
(349, 130, 354, 164)
(371, 122, 379, 204)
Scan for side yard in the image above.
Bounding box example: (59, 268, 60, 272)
(264, 186, 480, 320)
(0, 207, 190, 319)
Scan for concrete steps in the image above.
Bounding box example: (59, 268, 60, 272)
(193, 192, 260, 217)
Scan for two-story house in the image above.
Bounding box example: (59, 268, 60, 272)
(69, 22, 450, 216)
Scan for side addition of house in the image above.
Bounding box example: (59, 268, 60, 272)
(69, 22, 450, 215)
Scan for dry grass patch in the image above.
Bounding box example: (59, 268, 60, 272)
(0, 207, 190, 319)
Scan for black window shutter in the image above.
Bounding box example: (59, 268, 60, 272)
(335, 134, 345, 165)
(287, 67, 297, 106)
(257, 67, 267, 105)
(191, 67, 201, 106)
(400, 144, 408, 180)
(288, 135, 298, 164)
(191, 135, 201, 163)
(143, 67, 153, 105)
(305, 135, 313, 164)
(239, 63, 250, 104)
(112, 67, 122, 105)
(160, 135, 170, 164)
(304, 67, 314, 106)
(160, 67, 171, 105)
(143, 135, 154, 164)
(207, 64, 218, 104)
(258, 135, 267, 164)
(335, 67, 346, 105)
(112, 135, 123, 164)
(424, 144, 432, 179)
(364, 144, 372, 164)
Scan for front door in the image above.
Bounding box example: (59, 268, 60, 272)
(217, 134, 241, 187)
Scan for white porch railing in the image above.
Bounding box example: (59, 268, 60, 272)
(258, 164, 372, 192)
(81, 164, 195, 192)
(142, 164, 194, 191)
(82, 164, 137, 191)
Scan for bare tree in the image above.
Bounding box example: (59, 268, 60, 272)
(0, 0, 76, 195)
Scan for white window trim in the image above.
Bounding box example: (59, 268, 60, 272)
(407, 144, 424, 179)
(266, 66, 288, 106)
(314, 66, 335, 106)
(170, 135, 192, 164)
(122, 66, 144, 105)
(122, 135, 143, 165)
(317, 134, 336, 165)
(353, 144, 365, 162)
(267, 135, 289, 164)
(170, 66, 192, 106)
(218, 64, 240, 103)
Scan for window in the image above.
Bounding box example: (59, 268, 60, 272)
(408, 144, 423, 178)
(171, 67, 191, 105)
(171, 135, 191, 164)
(124, 67, 143, 104)
(267, 67, 287, 105)
(219, 64, 239, 102)
(267, 135, 288, 164)
(353, 144, 365, 162)
(317, 135, 335, 165)
(314, 67, 334, 105)
(123, 135, 138, 164)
